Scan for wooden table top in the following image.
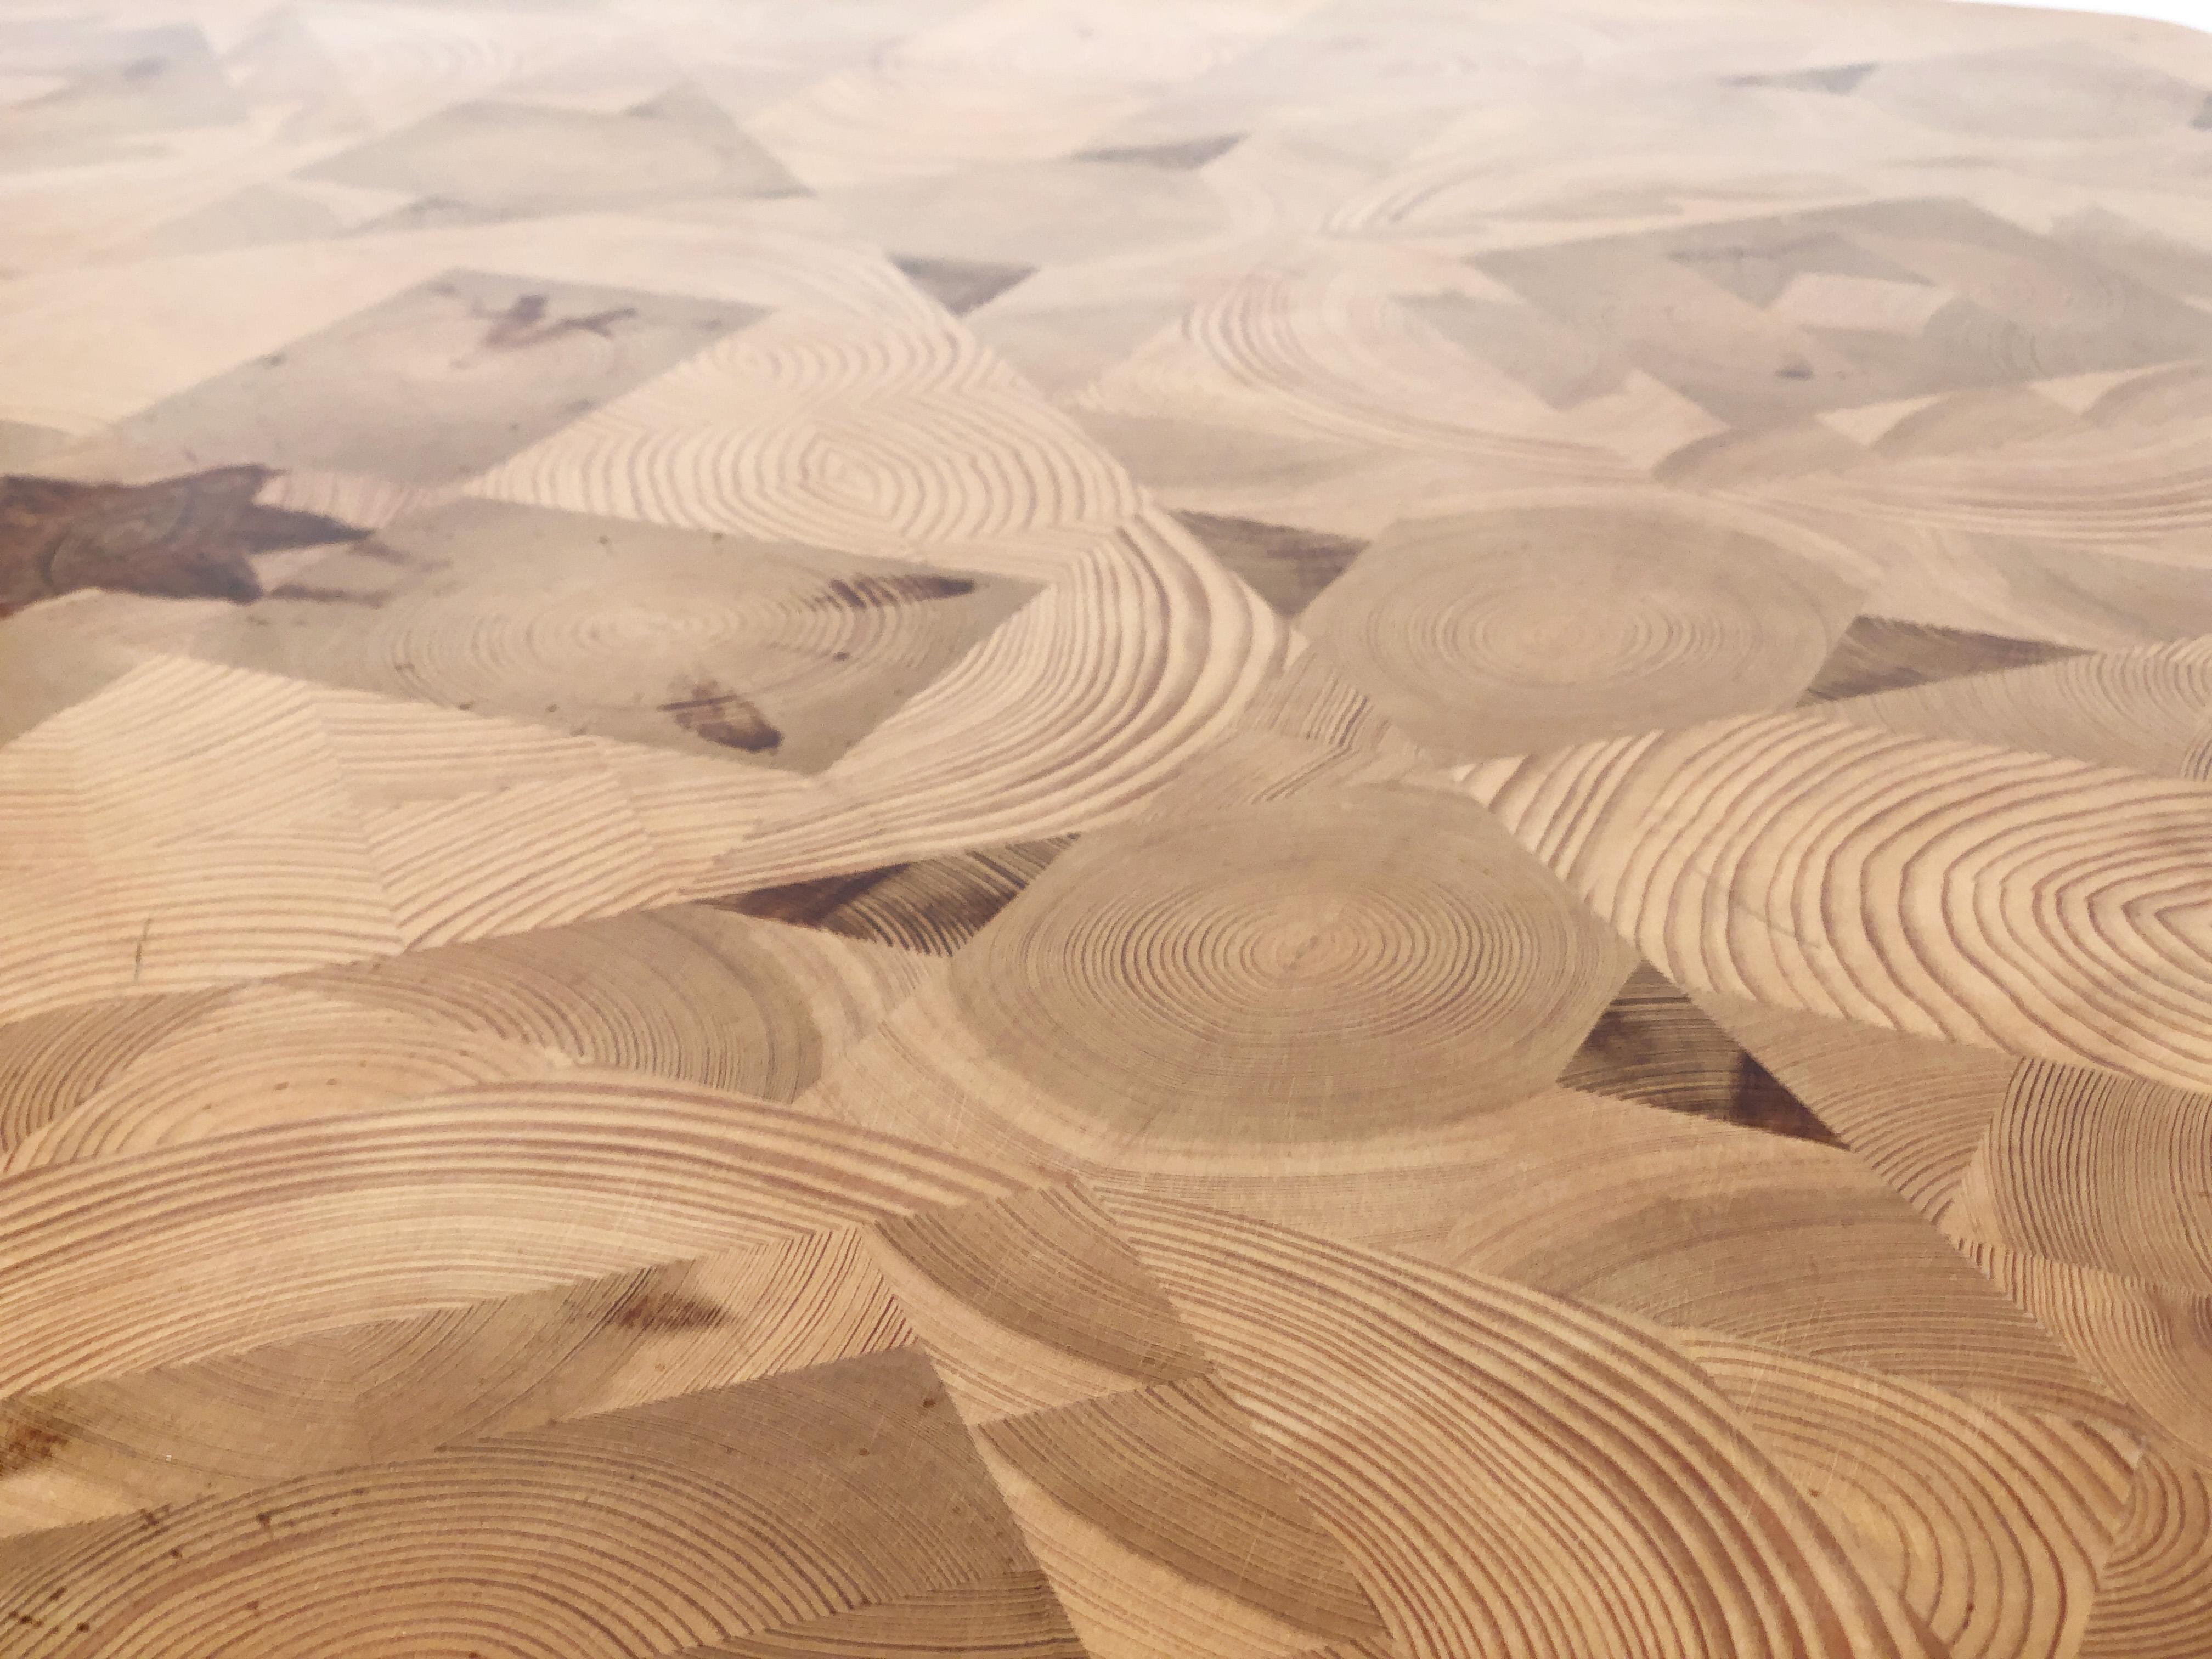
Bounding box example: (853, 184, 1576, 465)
(2, 0, 2210, 1653)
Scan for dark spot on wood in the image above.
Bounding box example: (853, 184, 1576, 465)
(660, 678, 782, 752)
(1725, 61, 1877, 95)
(809, 572, 977, 610)
(494, 292, 545, 334)
(266, 583, 384, 606)
(0, 1417, 69, 1479)
(1073, 133, 1244, 169)
(0, 466, 367, 616)
(606, 1283, 731, 1333)
(567, 309, 635, 338)
(476, 294, 639, 352)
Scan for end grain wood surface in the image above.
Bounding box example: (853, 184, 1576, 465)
(1, 0, 2210, 1653)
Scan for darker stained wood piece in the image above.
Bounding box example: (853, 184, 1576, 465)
(1559, 962, 1846, 1147)
(1172, 509, 1368, 619)
(1071, 133, 1244, 169)
(708, 837, 1077, 956)
(891, 254, 1036, 317)
(0, 467, 364, 616)
(1798, 614, 2090, 704)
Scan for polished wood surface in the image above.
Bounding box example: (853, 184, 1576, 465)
(4, 0, 2212, 1653)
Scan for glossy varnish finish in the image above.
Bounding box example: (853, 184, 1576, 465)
(3, 0, 2211, 1653)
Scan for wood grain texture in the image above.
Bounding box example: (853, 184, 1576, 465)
(943, 780, 1632, 1144)
(1698, 994, 2023, 1226)
(0, 1353, 1032, 1659)
(1946, 1060, 2212, 1295)
(5, 0, 2211, 1649)
(696, 1573, 1089, 1659)
(1962, 1238, 2212, 1469)
(0, 1077, 1021, 1396)
(1371, 1085, 2115, 1420)
(1796, 616, 2088, 706)
(1095, 1187, 1945, 1659)
(1680, 1329, 2140, 1659)
(872, 1184, 1210, 1423)
(0, 1227, 911, 1538)
(708, 836, 1076, 957)
(977, 1378, 1389, 1659)
(1811, 633, 2212, 779)
(1298, 487, 1867, 757)
(1468, 715, 2212, 1091)
(2078, 1449, 2212, 1659)
(1556, 961, 1843, 1146)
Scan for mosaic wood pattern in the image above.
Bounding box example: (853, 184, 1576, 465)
(4, 0, 2212, 1653)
